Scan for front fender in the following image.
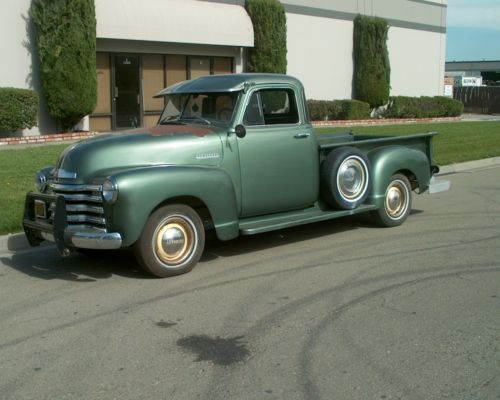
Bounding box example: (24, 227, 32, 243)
(366, 146, 431, 208)
(104, 165, 239, 246)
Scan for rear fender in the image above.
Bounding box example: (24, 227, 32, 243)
(366, 146, 431, 208)
(105, 165, 239, 246)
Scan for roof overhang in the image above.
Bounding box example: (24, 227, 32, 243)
(95, 0, 254, 47)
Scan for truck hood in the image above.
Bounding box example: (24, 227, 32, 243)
(54, 124, 225, 183)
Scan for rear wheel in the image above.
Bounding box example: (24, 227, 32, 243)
(134, 204, 205, 277)
(371, 174, 412, 227)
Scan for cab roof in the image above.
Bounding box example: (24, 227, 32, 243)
(154, 73, 303, 97)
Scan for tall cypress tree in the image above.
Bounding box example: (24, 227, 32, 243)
(353, 15, 391, 107)
(31, 0, 97, 130)
(246, 0, 287, 74)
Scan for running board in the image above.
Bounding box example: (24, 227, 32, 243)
(239, 204, 377, 235)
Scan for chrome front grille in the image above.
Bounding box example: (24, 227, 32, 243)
(48, 182, 106, 230)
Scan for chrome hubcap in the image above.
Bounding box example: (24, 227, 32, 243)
(337, 158, 367, 200)
(385, 180, 408, 219)
(154, 217, 195, 266)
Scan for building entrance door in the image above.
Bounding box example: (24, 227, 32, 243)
(113, 55, 142, 129)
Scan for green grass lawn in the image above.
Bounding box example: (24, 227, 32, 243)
(0, 120, 499, 235)
(0, 144, 69, 235)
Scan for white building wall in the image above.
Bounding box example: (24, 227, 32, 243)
(0, 0, 57, 135)
(388, 27, 446, 97)
(0, 0, 32, 88)
(286, 7, 446, 100)
(286, 13, 353, 100)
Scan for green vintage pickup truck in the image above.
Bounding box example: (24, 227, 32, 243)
(23, 74, 449, 277)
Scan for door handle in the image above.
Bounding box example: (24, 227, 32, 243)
(294, 132, 310, 139)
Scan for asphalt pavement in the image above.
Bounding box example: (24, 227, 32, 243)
(0, 160, 499, 400)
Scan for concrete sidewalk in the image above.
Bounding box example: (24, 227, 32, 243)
(2, 156, 500, 255)
(461, 113, 500, 122)
(438, 156, 500, 175)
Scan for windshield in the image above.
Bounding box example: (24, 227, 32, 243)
(158, 92, 240, 126)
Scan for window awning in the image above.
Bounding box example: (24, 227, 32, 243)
(95, 0, 254, 48)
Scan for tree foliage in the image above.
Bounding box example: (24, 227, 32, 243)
(246, 0, 287, 74)
(353, 15, 391, 107)
(31, 0, 96, 130)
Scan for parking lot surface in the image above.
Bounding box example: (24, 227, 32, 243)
(1, 165, 499, 400)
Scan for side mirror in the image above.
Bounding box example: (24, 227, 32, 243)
(234, 124, 246, 139)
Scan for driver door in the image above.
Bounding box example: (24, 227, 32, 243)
(237, 87, 319, 217)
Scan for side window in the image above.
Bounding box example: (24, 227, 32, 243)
(243, 92, 265, 126)
(260, 89, 299, 125)
(243, 89, 300, 126)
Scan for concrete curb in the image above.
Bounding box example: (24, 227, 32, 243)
(2, 157, 500, 255)
(437, 156, 500, 175)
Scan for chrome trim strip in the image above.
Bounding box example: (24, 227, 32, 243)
(68, 224, 107, 233)
(56, 193, 103, 203)
(50, 183, 102, 192)
(67, 215, 106, 225)
(66, 204, 104, 214)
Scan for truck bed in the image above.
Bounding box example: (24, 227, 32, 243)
(316, 131, 438, 150)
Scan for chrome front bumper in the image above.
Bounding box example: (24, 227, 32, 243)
(38, 228, 123, 251)
(23, 192, 122, 255)
(67, 228, 122, 250)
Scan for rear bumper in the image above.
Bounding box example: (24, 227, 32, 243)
(428, 177, 451, 194)
(23, 192, 122, 254)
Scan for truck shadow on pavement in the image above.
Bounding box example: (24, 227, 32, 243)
(201, 212, 398, 259)
(1, 247, 150, 282)
(2, 211, 424, 281)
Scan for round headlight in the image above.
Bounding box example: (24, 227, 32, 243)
(35, 170, 47, 192)
(102, 179, 118, 203)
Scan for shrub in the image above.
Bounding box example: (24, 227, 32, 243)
(246, 0, 287, 74)
(31, 0, 96, 130)
(340, 100, 371, 120)
(353, 15, 391, 107)
(386, 96, 464, 118)
(307, 99, 371, 121)
(0, 88, 38, 132)
(434, 96, 464, 116)
(307, 100, 342, 121)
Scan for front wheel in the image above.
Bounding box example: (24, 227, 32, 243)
(371, 174, 412, 227)
(134, 204, 205, 277)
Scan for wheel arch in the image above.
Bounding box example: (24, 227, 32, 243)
(153, 195, 214, 230)
(366, 146, 431, 208)
(104, 165, 240, 247)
